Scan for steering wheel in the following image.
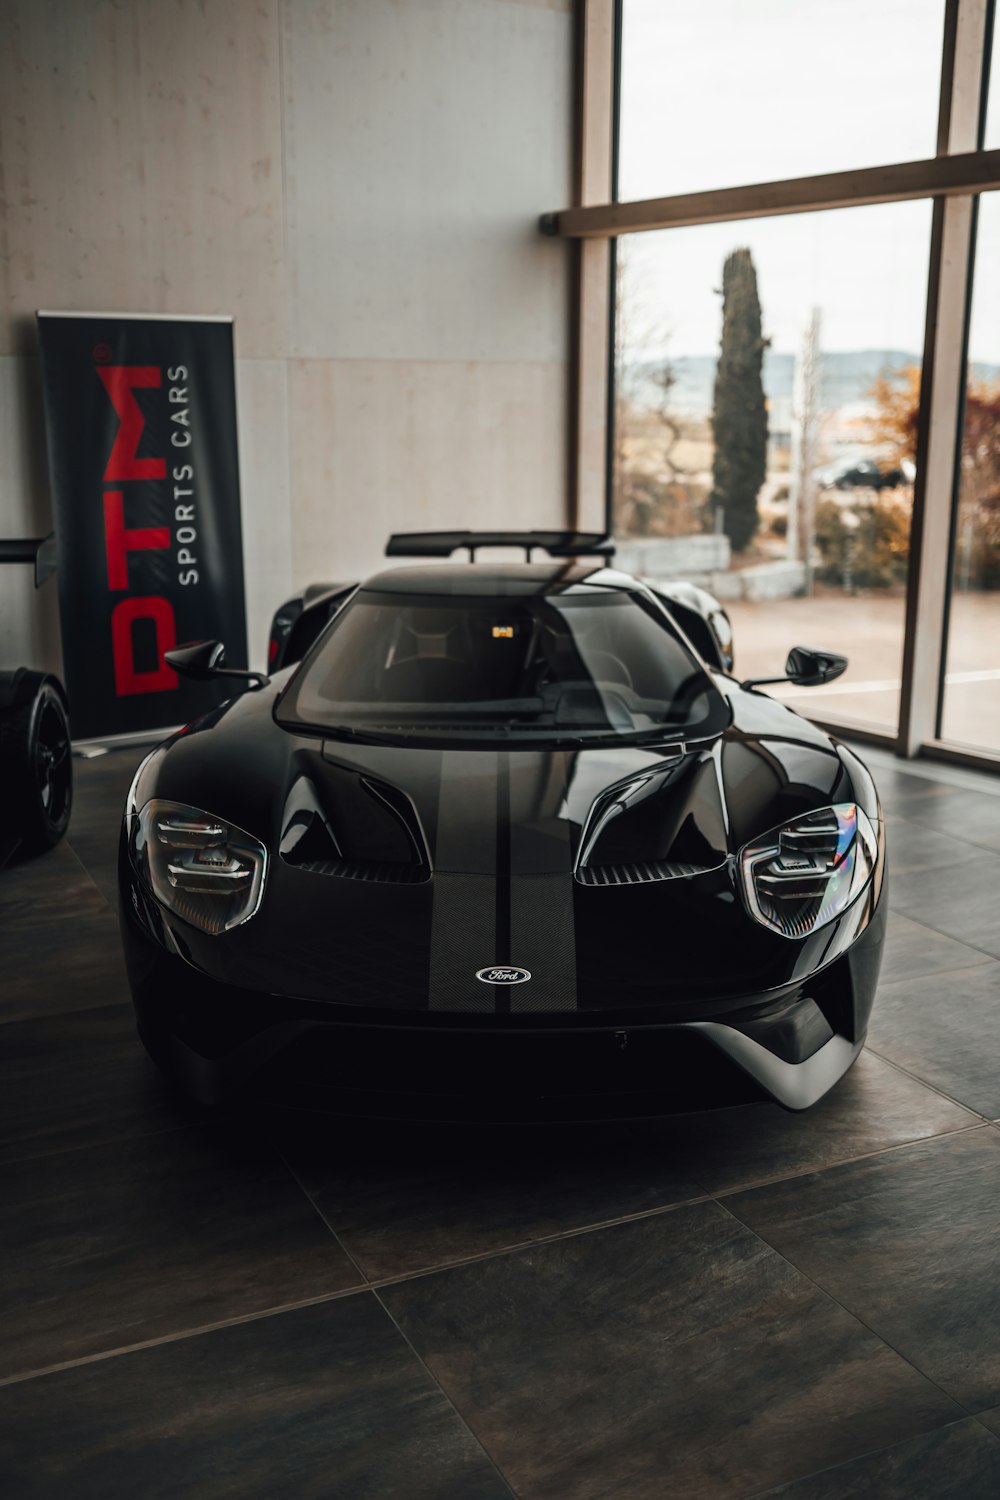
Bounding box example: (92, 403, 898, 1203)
(668, 668, 709, 718)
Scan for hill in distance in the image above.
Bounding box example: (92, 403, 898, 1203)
(626, 349, 1000, 416)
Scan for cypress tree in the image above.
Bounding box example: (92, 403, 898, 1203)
(711, 248, 769, 553)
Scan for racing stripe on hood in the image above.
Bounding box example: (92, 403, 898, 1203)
(508, 872, 577, 1013)
(428, 750, 578, 1015)
(493, 753, 513, 1015)
(429, 751, 498, 1012)
(508, 751, 577, 1013)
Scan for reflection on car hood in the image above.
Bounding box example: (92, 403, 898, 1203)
(310, 738, 729, 877)
(137, 676, 876, 1014)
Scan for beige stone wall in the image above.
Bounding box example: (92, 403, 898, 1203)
(0, 0, 572, 673)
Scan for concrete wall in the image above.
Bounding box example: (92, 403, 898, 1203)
(0, 0, 573, 672)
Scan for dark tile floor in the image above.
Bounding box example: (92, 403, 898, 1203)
(2, 744, 1000, 1498)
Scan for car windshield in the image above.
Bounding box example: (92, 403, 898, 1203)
(277, 587, 730, 746)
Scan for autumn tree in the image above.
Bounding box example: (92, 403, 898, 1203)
(867, 364, 922, 466)
(868, 362, 1000, 503)
(866, 364, 1000, 585)
(711, 248, 769, 552)
(957, 382, 1000, 584)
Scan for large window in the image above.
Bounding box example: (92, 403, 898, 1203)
(987, 15, 1000, 148)
(570, 0, 1000, 765)
(939, 191, 1000, 752)
(618, 0, 947, 201)
(614, 201, 932, 736)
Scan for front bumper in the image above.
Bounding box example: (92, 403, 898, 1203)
(119, 890, 885, 1117)
(680, 1025, 864, 1111)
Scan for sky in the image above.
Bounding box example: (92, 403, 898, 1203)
(617, 0, 999, 365)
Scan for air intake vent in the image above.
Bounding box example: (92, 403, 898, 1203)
(287, 856, 429, 884)
(278, 771, 432, 885)
(576, 859, 715, 887)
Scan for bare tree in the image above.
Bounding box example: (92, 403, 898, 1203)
(613, 244, 699, 538)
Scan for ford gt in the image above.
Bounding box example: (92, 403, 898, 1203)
(118, 531, 885, 1117)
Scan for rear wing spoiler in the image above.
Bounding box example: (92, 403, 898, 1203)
(0, 533, 57, 588)
(385, 531, 615, 562)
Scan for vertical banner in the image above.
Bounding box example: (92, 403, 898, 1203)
(36, 312, 248, 740)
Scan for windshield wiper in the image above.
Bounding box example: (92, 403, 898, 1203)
(320, 724, 416, 745)
(316, 720, 717, 749)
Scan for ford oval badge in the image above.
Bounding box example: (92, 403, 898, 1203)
(476, 966, 531, 985)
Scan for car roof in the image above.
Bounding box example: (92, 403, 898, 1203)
(359, 562, 643, 598)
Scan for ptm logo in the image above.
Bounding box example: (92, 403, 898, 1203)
(98, 363, 193, 697)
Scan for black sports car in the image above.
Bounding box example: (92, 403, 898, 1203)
(118, 532, 885, 1118)
(1, 534, 72, 867)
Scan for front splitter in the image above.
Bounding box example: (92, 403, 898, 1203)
(682, 1023, 865, 1111)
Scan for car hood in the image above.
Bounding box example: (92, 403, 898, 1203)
(132, 680, 878, 1014)
(307, 738, 729, 878)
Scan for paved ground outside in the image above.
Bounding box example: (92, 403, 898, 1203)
(727, 588, 1000, 751)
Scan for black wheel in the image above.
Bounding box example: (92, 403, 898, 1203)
(0, 677, 73, 855)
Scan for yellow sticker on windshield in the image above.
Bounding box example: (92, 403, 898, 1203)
(492, 625, 514, 639)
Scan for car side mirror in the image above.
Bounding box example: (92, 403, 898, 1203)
(785, 646, 848, 686)
(740, 645, 847, 692)
(165, 640, 226, 679)
(165, 640, 270, 690)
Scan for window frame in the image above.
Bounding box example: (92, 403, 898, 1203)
(551, 0, 999, 769)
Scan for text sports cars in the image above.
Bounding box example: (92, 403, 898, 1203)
(118, 531, 885, 1118)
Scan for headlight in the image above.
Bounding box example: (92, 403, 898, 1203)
(740, 802, 878, 939)
(130, 799, 267, 935)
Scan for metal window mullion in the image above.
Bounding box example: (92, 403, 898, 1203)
(899, 193, 977, 754)
(567, 0, 615, 534)
(898, 0, 991, 756)
(543, 149, 1000, 238)
(573, 238, 612, 531)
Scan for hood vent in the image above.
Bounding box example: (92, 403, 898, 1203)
(576, 858, 717, 887)
(289, 856, 429, 884)
(574, 754, 728, 886)
(279, 771, 431, 884)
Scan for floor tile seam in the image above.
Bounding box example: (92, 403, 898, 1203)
(0, 997, 137, 1028)
(735, 1416, 989, 1500)
(709, 1120, 990, 1202)
(888, 782, 1000, 812)
(861, 750, 957, 776)
(0, 1116, 206, 1171)
(0, 904, 116, 925)
(364, 1192, 713, 1292)
(264, 1119, 990, 1293)
(715, 1198, 977, 1421)
(0, 999, 133, 1030)
(272, 1145, 373, 1289)
(862, 1045, 994, 1120)
(883, 907, 1000, 966)
(860, 748, 1000, 798)
(882, 828, 1000, 869)
(371, 1284, 521, 1500)
(0, 1283, 368, 1390)
(883, 809, 1000, 861)
(59, 839, 118, 915)
(0, 1116, 198, 1170)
